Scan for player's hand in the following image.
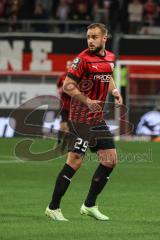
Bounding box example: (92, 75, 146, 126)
(86, 98, 102, 112)
(113, 90, 123, 106)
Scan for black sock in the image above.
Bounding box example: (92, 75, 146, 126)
(84, 164, 113, 207)
(49, 163, 76, 209)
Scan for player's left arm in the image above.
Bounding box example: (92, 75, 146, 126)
(57, 76, 63, 96)
(109, 77, 123, 106)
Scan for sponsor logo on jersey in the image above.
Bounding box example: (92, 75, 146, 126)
(93, 74, 111, 82)
(92, 65, 98, 70)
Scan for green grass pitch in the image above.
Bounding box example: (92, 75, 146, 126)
(0, 138, 160, 240)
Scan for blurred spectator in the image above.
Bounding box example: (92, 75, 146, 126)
(18, 0, 35, 20)
(127, 0, 143, 34)
(56, 0, 70, 20)
(36, 0, 53, 16)
(69, 2, 92, 33)
(0, 0, 7, 18)
(32, 2, 49, 32)
(143, 0, 157, 26)
(68, 0, 92, 10)
(70, 2, 91, 20)
(92, 0, 99, 17)
(94, 0, 111, 27)
(54, 0, 70, 33)
(1, 0, 159, 35)
(6, 0, 22, 31)
(93, 0, 120, 32)
(7, 0, 19, 19)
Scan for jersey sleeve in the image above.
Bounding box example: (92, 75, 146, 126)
(57, 73, 66, 88)
(67, 56, 86, 82)
(109, 53, 116, 76)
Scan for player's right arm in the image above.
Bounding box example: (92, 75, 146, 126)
(109, 77, 123, 106)
(63, 76, 102, 112)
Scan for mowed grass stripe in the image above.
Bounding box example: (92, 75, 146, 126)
(0, 138, 159, 240)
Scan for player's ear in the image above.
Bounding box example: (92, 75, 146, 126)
(103, 35, 107, 43)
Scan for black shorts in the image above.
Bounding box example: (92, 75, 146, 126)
(60, 109, 69, 122)
(67, 121, 115, 154)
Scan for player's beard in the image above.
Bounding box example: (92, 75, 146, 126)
(90, 45, 103, 54)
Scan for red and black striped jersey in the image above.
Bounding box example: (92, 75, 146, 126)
(57, 72, 71, 111)
(67, 49, 115, 125)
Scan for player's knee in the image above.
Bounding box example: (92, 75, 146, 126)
(101, 157, 117, 168)
(66, 153, 83, 170)
(110, 155, 117, 168)
(67, 159, 82, 170)
(98, 150, 117, 168)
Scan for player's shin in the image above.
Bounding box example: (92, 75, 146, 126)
(49, 163, 76, 209)
(84, 164, 114, 207)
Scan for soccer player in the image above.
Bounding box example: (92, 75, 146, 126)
(57, 60, 72, 144)
(45, 23, 123, 221)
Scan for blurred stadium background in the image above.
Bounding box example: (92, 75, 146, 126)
(0, 0, 160, 138)
(0, 1, 160, 240)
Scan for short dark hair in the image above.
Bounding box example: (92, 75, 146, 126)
(87, 23, 108, 35)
